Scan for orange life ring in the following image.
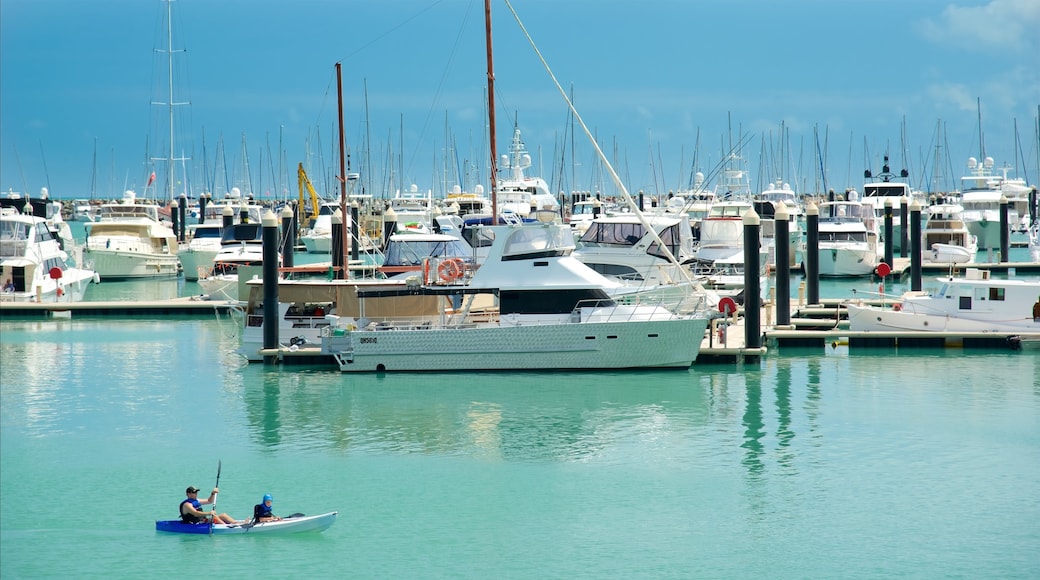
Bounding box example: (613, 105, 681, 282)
(892, 303, 901, 311)
(437, 258, 464, 283)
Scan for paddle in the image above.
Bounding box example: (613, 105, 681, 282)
(209, 460, 221, 535)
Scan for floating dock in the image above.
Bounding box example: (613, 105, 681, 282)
(0, 297, 239, 319)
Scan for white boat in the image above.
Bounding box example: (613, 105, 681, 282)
(299, 201, 340, 254)
(444, 185, 494, 218)
(319, 222, 710, 372)
(197, 221, 279, 301)
(82, 191, 180, 280)
(156, 511, 337, 535)
(846, 268, 1040, 333)
(816, 199, 881, 277)
(1, 208, 99, 302)
(922, 203, 977, 265)
(958, 156, 1006, 252)
(574, 212, 697, 286)
(1029, 221, 1039, 263)
(567, 198, 603, 238)
(694, 199, 752, 264)
(177, 222, 224, 281)
(861, 156, 913, 253)
(71, 199, 98, 222)
(178, 192, 268, 280)
(753, 196, 802, 269)
(671, 176, 715, 243)
(495, 126, 561, 219)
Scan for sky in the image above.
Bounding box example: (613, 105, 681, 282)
(2, 0, 1039, 203)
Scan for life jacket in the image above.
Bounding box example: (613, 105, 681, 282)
(180, 498, 204, 523)
(253, 503, 273, 520)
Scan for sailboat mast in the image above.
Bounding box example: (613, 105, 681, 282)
(336, 62, 348, 279)
(485, 0, 499, 224)
(165, 0, 174, 201)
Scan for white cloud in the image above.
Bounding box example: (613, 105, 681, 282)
(922, 0, 1040, 51)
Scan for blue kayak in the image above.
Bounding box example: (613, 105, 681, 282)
(155, 511, 337, 535)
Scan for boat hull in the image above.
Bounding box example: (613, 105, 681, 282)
(301, 234, 331, 254)
(817, 245, 879, 277)
(83, 248, 180, 280)
(0, 270, 98, 303)
(927, 243, 974, 265)
(846, 303, 1040, 333)
(156, 512, 337, 535)
(177, 248, 218, 281)
(328, 317, 709, 372)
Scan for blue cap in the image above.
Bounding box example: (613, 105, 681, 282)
(263, 494, 273, 502)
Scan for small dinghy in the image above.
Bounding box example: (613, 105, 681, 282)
(156, 511, 337, 535)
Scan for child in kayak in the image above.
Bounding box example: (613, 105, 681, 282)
(253, 493, 282, 523)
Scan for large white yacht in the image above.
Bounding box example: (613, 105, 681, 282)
(1, 207, 99, 302)
(815, 199, 881, 277)
(82, 190, 179, 280)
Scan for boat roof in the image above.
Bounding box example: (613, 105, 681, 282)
(466, 223, 623, 292)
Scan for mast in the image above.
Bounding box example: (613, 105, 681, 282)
(166, 0, 174, 201)
(484, 0, 499, 224)
(336, 62, 348, 279)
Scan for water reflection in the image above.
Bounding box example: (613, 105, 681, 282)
(740, 371, 764, 479)
(241, 370, 719, 462)
(775, 360, 795, 475)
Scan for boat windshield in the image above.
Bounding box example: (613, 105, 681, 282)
(502, 225, 574, 257)
(221, 223, 263, 243)
(383, 237, 473, 266)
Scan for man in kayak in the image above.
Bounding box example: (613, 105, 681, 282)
(253, 493, 282, 523)
(180, 486, 240, 525)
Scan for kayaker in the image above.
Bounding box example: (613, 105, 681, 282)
(253, 493, 282, 523)
(180, 486, 239, 525)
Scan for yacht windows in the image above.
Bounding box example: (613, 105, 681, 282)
(819, 232, 868, 243)
(499, 288, 614, 315)
(579, 222, 646, 247)
(988, 287, 1006, 301)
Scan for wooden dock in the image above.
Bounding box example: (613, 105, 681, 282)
(0, 297, 239, 319)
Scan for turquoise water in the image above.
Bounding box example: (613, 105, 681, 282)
(1, 315, 1038, 578)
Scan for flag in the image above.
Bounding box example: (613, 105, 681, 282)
(147, 172, 156, 186)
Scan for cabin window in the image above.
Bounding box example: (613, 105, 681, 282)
(499, 289, 613, 315)
(586, 263, 642, 280)
(959, 296, 972, 310)
(988, 287, 1005, 301)
(580, 222, 646, 247)
(646, 223, 682, 260)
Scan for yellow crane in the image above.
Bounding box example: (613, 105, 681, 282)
(297, 162, 320, 229)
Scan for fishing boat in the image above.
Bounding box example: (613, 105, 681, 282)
(846, 268, 1040, 333)
(319, 222, 710, 372)
(155, 511, 337, 535)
